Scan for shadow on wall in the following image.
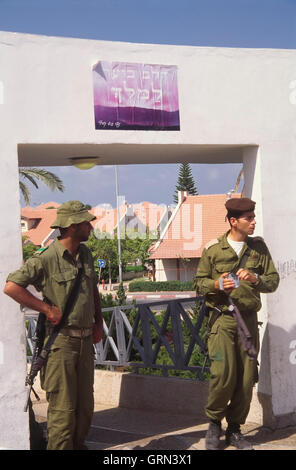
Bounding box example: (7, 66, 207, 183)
(118, 372, 209, 419)
(258, 298, 296, 428)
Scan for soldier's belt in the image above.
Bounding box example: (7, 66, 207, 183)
(57, 327, 93, 338)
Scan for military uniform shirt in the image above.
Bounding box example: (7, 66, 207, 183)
(7, 239, 97, 328)
(195, 232, 280, 313)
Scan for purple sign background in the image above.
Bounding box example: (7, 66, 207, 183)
(92, 61, 180, 130)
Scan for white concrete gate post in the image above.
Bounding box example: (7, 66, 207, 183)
(0, 142, 29, 449)
(243, 144, 296, 427)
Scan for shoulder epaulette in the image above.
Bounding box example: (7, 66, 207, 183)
(205, 238, 219, 250)
(251, 236, 265, 243)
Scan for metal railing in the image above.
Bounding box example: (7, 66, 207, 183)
(25, 296, 210, 380)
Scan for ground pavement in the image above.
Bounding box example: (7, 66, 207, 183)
(33, 398, 296, 451)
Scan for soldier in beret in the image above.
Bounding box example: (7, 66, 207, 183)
(195, 197, 279, 450)
(4, 201, 103, 450)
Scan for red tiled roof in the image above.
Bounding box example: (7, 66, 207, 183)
(22, 205, 59, 246)
(149, 194, 236, 260)
(34, 202, 60, 210)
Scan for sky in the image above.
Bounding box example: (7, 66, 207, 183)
(1, 0, 296, 207)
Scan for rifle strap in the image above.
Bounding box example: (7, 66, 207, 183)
(40, 263, 84, 359)
(208, 243, 252, 329)
(231, 244, 251, 274)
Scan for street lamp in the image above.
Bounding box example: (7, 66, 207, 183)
(69, 156, 122, 283)
(70, 156, 100, 170)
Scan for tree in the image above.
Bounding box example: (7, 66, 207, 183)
(22, 236, 39, 261)
(86, 232, 154, 283)
(173, 163, 198, 204)
(19, 167, 65, 205)
(116, 282, 127, 305)
(86, 232, 123, 283)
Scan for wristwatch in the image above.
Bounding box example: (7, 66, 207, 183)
(218, 277, 224, 290)
(253, 273, 260, 286)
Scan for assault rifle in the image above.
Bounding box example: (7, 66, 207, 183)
(201, 296, 257, 375)
(228, 298, 257, 359)
(24, 313, 46, 412)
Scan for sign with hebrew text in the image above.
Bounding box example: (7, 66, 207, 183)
(92, 61, 180, 131)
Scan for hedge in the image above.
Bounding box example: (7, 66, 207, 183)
(125, 265, 145, 272)
(128, 280, 194, 292)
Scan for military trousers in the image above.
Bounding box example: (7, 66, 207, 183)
(205, 311, 259, 425)
(40, 333, 94, 450)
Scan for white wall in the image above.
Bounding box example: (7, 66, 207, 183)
(1, 31, 296, 447)
(0, 142, 29, 449)
(155, 259, 198, 282)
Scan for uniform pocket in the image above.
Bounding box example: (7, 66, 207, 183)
(214, 263, 234, 275)
(52, 270, 76, 284)
(208, 323, 224, 363)
(41, 346, 63, 392)
(209, 322, 219, 336)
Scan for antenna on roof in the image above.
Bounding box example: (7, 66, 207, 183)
(226, 189, 235, 201)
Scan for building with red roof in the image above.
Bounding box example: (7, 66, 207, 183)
(21, 201, 173, 247)
(149, 192, 238, 282)
(21, 202, 60, 247)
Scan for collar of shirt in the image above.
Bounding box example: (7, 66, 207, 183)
(54, 238, 82, 264)
(221, 231, 251, 251)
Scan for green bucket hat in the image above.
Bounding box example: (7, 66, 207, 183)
(50, 200, 96, 229)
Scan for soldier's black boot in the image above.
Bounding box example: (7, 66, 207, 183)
(225, 424, 253, 450)
(205, 420, 222, 450)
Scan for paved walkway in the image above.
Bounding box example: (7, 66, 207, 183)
(33, 399, 296, 451)
(100, 284, 197, 302)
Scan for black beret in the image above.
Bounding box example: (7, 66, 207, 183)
(225, 197, 256, 214)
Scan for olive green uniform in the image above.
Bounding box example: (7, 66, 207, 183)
(195, 232, 279, 426)
(7, 239, 97, 450)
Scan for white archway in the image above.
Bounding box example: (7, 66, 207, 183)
(1, 30, 295, 448)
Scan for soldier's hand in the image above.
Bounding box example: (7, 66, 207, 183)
(215, 272, 235, 293)
(45, 305, 63, 326)
(236, 268, 258, 284)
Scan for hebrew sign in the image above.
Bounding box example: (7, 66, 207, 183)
(92, 61, 180, 130)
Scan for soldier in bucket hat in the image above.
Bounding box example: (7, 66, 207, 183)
(4, 201, 103, 450)
(51, 200, 96, 230)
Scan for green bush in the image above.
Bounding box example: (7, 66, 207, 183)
(116, 282, 127, 305)
(125, 265, 144, 272)
(128, 280, 194, 292)
(100, 292, 116, 308)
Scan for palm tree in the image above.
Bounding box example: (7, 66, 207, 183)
(19, 168, 65, 205)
